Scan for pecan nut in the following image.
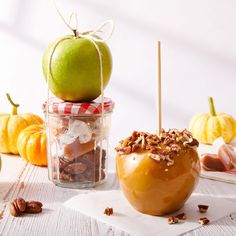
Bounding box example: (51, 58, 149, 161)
(56, 147, 106, 183)
(9, 198, 26, 217)
(59, 171, 76, 182)
(64, 162, 87, 175)
(104, 207, 113, 216)
(59, 157, 71, 170)
(25, 201, 43, 214)
(9, 198, 42, 217)
(9, 202, 21, 217)
(15, 198, 26, 212)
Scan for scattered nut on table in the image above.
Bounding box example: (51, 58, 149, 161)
(198, 205, 209, 213)
(198, 217, 210, 225)
(175, 212, 187, 220)
(168, 216, 179, 224)
(25, 201, 43, 214)
(9, 198, 26, 217)
(104, 207, 113, 216)
(9, 198, 43, 217)
(167, 206, 211, 225)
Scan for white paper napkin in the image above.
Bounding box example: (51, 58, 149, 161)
(64, 190, 236, 236)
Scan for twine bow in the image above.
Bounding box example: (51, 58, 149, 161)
(55, 6, 114, 42)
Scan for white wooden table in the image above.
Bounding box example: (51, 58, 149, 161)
(0, 154, 236, 236)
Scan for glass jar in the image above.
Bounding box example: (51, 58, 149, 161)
(43, 97, 114, 188)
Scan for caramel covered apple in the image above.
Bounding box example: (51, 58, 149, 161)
(115, 129, 200, 216)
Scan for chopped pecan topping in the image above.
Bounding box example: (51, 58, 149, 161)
(148, 153, 163, 161)
(132, 143, 140, 152)
(170, 144, 181, 152)
(132, 131, 139, 140)
(163, 136, 172, 145)
(115, 129, 198, 166)
(182, 129, 192, 137)
(166, 156, 174, 166)
(187, 138, 199, 147)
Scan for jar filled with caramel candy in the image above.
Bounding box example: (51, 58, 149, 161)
(43, 97, 114, 188)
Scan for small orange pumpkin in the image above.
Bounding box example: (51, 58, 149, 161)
(17, 124, 47, 166)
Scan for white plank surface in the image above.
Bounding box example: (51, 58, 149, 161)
(0, 155, 236, 236)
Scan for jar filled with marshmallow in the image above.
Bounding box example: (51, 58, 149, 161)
(43, 97, 114, 188)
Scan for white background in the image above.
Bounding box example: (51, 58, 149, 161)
(0, 0, 236, 162)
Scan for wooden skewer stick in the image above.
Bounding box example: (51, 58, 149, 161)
(157, 41, 162, 135)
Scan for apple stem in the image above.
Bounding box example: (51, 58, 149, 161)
(72, 29, 77, 37)
(6, 93, 19, 115)
(208, 97, 216, 116)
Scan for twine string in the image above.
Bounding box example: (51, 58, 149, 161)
(68, 12, 78, 36)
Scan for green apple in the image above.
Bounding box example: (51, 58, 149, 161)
(42, 36, 112, 102)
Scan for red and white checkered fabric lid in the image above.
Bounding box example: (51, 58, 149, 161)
(43, 97, 114, 115)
